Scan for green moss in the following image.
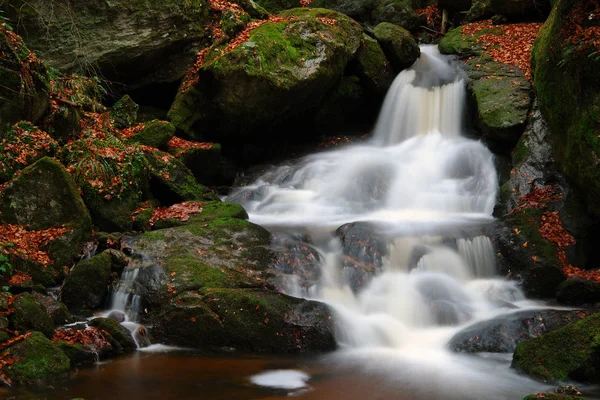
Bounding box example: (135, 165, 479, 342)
(532, 0, 600, 215)
(9, 293, 55, 338)
(56, 341, 96, 367)
(132, 208, 153, 231)
(372, 22, 420, 71)
(130, 120, 175, 149)
(513, 135, 529, 167)
(163, 254, 249, 291)
(513, 313, 600, 382)
(507, 207, 559, 266)
(1, 332, 70, 384)
(371, 0, 422, 31)
(60, 252, 112, 315)
(352, 34, 393, 95)
(110, 95, 139, 129)
(439, 25, 502, 58)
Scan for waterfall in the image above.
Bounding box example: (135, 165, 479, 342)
(227, 45, 544, 399)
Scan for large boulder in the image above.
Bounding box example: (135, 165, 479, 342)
(449, 309, 590, 353)
(556, 278, 600, 306)
(372, 22, 420, 72)
(89, 317, 137, 353)
(0, 157, 92, 272)
(0, 0, 241, 93)
(168, 8, 363, 144)
(371, 0, 425, 31)
(349, 34, 394, 97)
(512, 313, 600, 382)
(0, 25, 50, 134)
(122, 218, 336, 352)
(60, 252, 113, 315)
(167, 138, 225, 186)
(531, 0, 600, 216)
(0, 332, 70, 385)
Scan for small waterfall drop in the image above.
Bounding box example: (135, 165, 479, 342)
(227, 46, 545, 399)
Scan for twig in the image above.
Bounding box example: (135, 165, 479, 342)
(420, 25, 444, 35)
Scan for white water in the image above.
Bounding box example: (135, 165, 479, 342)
(232, 46, 551, 399)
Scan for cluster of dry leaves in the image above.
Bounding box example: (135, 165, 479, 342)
(563, 0, 600, 53)
(132, 201, 205, 227)
(120, 123, 145, 140)
(52, 327, 110, 350)
(416, 4, 441, 30)
(168, 136, 215, 156)
(511, 185, 562, 214)
(462, 20, 542, 78)
(0, 224, 69, 266)
(0, 123, 58, 176)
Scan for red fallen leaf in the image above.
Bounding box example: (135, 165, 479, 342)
(131, 201, 206, 227)
(190, 317, 196, 323)
(0, 224, 70, 266)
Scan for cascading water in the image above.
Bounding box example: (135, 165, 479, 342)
(230, 46, 551, 399)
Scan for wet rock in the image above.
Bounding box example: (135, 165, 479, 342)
(0, 157, 92, 277)
(33, 293, 75, 327)
(336, 222, 388, 291)
(512, 313, 600, 382)
(129, 120, 175, 150)
(107, 310, 126, 323)
(168, 8, 362, 145)
(110, 95, 139, 129)
(0, 25, 50, 134)
(89, 317, 137, 353)
(104, 249, 130, 274)
(152, 288, 336, 352)
(9, 293, 55, 338)
(372, 22, 420, 72)
(61, 252, 112, 315)
(350, 34, 394, 97)
(415, 274, 472, 325)
(439, 0, 472, 12)
(449, 309, 590, 353)
(271, 232, 322, 293)
(556, 278, 600, 306)
(0, 332, 70, 384)
(56, 341, 99, 367)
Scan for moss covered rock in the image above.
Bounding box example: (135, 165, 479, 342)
(1, 331, 70, 384)
(153, 288, 336, 352)
(130, 120, 175, 150)
(512, 313, 600, 382)
(110, 95, 139, 129)
(523, 394, 584, 400)
(168, 8, 362, 144)
(0, 25, 49, 134)
(439, 25, 499, 58)
(351, 34, 394, 97)
(60, 252, 112, 315)
(464, 59, 532, 151)
(0, 157, 92, 270)
(372, 22, 420, 72)
(9, 293, 55, 338)
(168, 141, 224, 186)
(145, 148, 219, 204)
(60, 133, 148, 232)
(556, 278, 600, 306)
(371, 0, 424, 31)
(531, 0, 600, 216)
(315, 75, 366, 131)
(89, 317, 137, 353)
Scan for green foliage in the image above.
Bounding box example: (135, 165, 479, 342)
(0, 253, 12, 277)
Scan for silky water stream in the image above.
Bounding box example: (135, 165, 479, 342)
(3, 46, 583, 400)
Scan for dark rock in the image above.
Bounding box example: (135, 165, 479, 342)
(512, 313, 600, 382)
(556, 278, 600, 306)
(449, 309, 590, 353)
(9, 293, 55, 338)
(111, 95, 139, 129)
(107, 310, 126, 323)
(466, 0, 551, 23)
(61, 252, 112, 315)
(439, 0, 472, 12)
(168, 141, 225, 186)
(372, 22, 420, 72)
(89, 317, 137, 353)
(271, 232, 322, 293)
(336, 222, 388, 291)
(350, 34, 394, 97)
(33, 293, 75, 327)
